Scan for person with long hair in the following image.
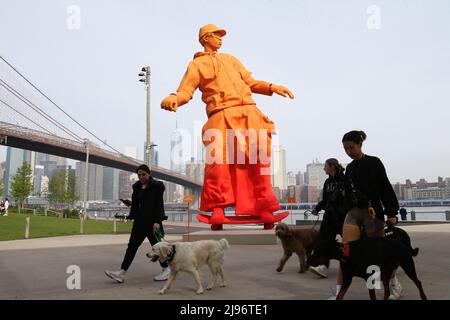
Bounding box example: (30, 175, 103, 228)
(329, 130, 401, 300)
(309, 158, 346, 279)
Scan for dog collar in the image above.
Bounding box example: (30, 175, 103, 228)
(166, 244, 176, 263)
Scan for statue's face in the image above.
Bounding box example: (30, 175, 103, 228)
(203, 31, 223, 51)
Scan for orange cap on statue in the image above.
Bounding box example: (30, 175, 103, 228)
(198, 24, 226, 42)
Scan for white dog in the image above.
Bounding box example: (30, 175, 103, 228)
(147, 239, 229, 295)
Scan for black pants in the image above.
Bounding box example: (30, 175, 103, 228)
(121, 221, 168, 271)
(318, 212, 344, 268)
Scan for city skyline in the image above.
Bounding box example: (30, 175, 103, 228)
(1, 152, 449, 207)
(0, 1, 449, 184)
(2, 147, 449, 198)
(1, 144, 450, 187)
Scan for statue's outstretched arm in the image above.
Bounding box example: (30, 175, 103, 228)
(247, 76, 294, 99)
(233, 56, 295, 99)
(161, 63, 200, 112)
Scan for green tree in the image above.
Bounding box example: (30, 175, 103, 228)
(65, 172, 79, 205)
(48, 170, 79, 206)
(48, 170, 66, 205)
(10, 161, 33, 210)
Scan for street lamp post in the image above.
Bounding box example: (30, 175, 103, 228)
(139, 66, 152, 170)
(81, 138, 90, 234)
(149, 142, 157, 166)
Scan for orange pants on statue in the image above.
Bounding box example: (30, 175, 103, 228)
(200, 105, 280, 217)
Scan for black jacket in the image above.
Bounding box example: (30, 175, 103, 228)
(127, 178, 166, 224)
(316, 170, 347, 237)
(345, 155, 399, 220)
(315, 170, 346, 213)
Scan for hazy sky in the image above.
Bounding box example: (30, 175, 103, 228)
(0, 0, 449, 183)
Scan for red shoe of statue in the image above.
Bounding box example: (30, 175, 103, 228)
(260, 212, 276, 223)
(210, 207, 224, 230)
(260, 212, 288, 230)
(196, 209, 288, 230)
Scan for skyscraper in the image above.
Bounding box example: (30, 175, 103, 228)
(272, 145, 287, 190)
(35, 152, 67, 180)
(103, 167, 119, 200)
(170, 128, 187, 174)
(286, 171, 296, 187)
(75, 162, 104, 201)
(119, 170, 137, 200)
(306, 160, 327, 189)
(0, 161, 6, 187)
(143, 142, 159, 166)
(296, 171, 304, 186)
(34, 165, 45, 195)
(119, 147, 138, 200)
(48, 155, 67, 167)
(300, 185, 319, 203)
(185, 157, 205, 183)
(170, 124, 186, 201)
(152, 148, 159, 166)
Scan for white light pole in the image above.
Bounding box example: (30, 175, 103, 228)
(81, 139, 90, 234)
(139, 66, 152, 170)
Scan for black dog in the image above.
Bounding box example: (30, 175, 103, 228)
(383, 225, 419, 257)
(307, 237, 427, 300)
(361, 224, 420, 285)
(361, 224, 419, 257)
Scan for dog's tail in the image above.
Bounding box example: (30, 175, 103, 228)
(411, 247, 419, 257)
(219, 238, 230, 250)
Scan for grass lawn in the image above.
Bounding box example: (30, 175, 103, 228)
(0, 212, 133, 241)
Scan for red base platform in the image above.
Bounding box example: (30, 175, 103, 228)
(196, 211, 289, 230)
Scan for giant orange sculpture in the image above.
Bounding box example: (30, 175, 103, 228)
(161, 24, 295, 230)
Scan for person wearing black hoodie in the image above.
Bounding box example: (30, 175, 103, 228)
(328, 130, 401, 300)
(309, 158, 346, 279)
(105, 164, 170, 283)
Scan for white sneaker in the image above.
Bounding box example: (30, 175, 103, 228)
(154, 267, 171, 281)
(327, 289, 337, 300)
(309, 265, 328, 278)
(105, 269, 126, 283)
(389, 277, 403, 300)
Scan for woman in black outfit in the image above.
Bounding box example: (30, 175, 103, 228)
(309, 158, 346, 279)
(105, 164, 170, 283)
(329, 130, 401, 300)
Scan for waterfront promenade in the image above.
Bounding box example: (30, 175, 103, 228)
(1, 222, 449, 300)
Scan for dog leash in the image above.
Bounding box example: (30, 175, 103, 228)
(304, 210, 321, 231)
(153, 229, 165, 243)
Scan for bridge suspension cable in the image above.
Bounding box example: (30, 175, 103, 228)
(0, 98, 54, 135)
(0, 55, 133, 158)
(0, 78, 83, 142)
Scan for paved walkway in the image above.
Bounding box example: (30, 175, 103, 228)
(0, 223, 449, 300)
(1, 222, 449, 251)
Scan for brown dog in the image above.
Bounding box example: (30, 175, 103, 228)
(275, 223, 319, 273)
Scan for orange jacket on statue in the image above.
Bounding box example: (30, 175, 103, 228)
(171, 52, 274, 117)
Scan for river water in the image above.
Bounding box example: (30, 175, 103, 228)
(284, 206, 450, 223)
(90, 206, 450, 223)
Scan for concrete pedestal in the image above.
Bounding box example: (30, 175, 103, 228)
(182, 228, 279, 245)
